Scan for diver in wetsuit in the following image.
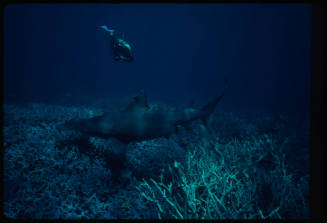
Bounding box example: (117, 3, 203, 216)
(99, 25, 134, 62)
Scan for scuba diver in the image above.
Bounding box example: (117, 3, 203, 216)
(99, 25, 135, 62)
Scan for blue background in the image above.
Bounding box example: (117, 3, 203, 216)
(4, 4, 311, 114)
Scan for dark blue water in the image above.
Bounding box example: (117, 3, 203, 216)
(4, 4, 311, 114)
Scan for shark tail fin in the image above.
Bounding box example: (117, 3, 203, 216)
(99, 25, 115, 36)
(200, 76, 229, 124)
(200, 92, 224, 124)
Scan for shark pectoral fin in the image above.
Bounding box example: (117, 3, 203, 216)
(63, 118, 84, 130)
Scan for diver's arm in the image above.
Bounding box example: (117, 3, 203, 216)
(99, 25, 115, 36)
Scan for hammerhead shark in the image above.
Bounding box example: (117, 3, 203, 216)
(65, 90, 225, 143)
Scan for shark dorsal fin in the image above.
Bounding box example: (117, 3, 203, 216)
(124, 90, 150, 112)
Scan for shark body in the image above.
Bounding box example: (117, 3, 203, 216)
(66, 90, 225, 143)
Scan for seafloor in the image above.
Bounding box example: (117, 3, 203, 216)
(3, 102, 309, 219)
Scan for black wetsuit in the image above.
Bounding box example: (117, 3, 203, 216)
(110, 37, 134, 62)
